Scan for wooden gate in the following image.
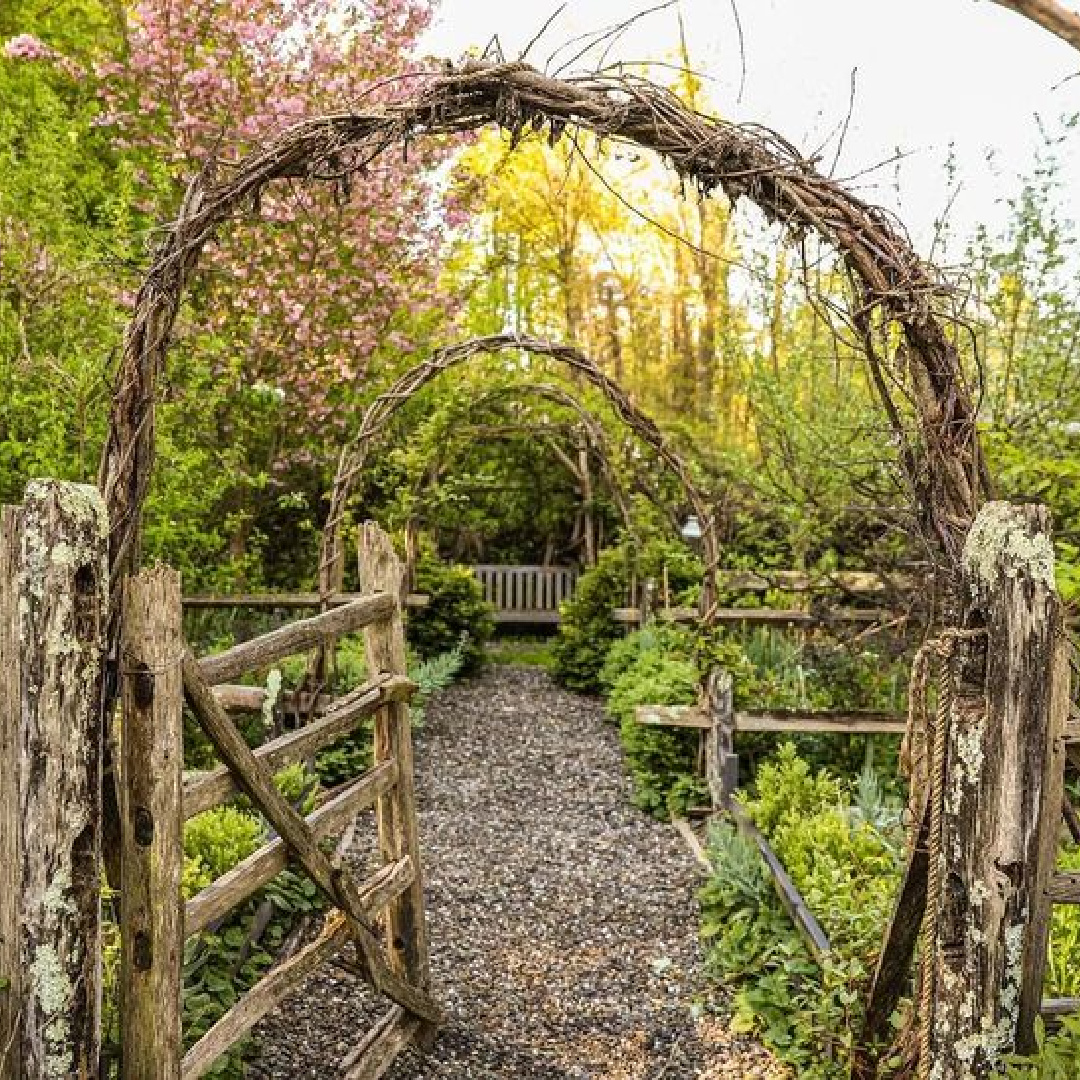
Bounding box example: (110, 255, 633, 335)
(1, 486, 438, 1078)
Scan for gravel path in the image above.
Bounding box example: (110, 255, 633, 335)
(253, 664, 779, 1078)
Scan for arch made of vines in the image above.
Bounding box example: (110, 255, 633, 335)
(398, 415, 626, 565)
(432, 381, 636, 533)
(320, 334, 720, 611)
(324, 374, 699, 576)
(100, 58, 990, 631)
(462, 384, 719, 540)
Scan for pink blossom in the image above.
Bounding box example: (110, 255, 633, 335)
(3, 33, 84, 79)
(3, 34, 54, 61)
(96, 0, 472, 454)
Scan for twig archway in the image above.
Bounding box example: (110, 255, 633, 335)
(320, 335, 719, 610)
(99, 58, 991, 632)
(370, 380, 637, 566)
(438, 381, 637, 539)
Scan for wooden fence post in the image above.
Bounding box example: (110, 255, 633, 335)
(703, 668, 736, 809)
(0, 506, 24, 1080)
(17, 480, 108, 1079)
(923, 502, 1068, 1076)
(120, 568, 184, 1080)
(357, 524, 431, 997)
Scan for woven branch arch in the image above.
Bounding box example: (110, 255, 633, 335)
(100, 58, 990, 628)
(320, 334, 720, 611)
(435, 381, 636, 534)
(365, 379, 636, 558)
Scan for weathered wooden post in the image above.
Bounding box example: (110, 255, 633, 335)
(922, 501, 1069, 1077)
(703, 667, 736, 809)
(120, 567, 184, 1079)
(641, 578, 656, 624)
(0, 505, 23, 1080)
(17, 481, 109, 1079)
(357, 524, 431, 996)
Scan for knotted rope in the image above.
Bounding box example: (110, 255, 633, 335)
(903, 626, 985, 1079)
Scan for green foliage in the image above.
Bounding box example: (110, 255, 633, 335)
(181, 806, 265, 900)
(312, 720, 375, 789)
(409, 641, 467, 725)
(747, 747, 902, 951)
(182, 866, 323, 1076)
(177, 778, 324, 1075)
(553, 536, 703, 692)
(1044, 845, 1080, 1000)
(314, 643, 465, 785)
(552, 547, 628, 692)
(700, 746, 903, 1077)
(600, 621, 694, 692)
(606, 648, 699, 728)
(597, 616, 907, 818)
(409, 555, 494, 673)
(486, 635, 557, 668)
(602, 623, 704, 816)
(1007, 1017, 1080, 1079)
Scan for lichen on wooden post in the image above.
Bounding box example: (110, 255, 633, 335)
(0, 505, 24, 1080)
(357, 524, 431, 996)
(702, 667, 735, 809)
(923, 501, 1068, 1078)
(120, 567, 184, 1080)
(18, 481, 108, 1080)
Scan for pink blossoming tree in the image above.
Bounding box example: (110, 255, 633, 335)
(99, 0, 458, 448)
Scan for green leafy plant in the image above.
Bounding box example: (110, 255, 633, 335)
(182, 806, 266, 899)
(314, 643, 465, 785)
(177, 775, 327, 1076)
(1007, 1017, 1080, 1078)
(601, 624, 704, 816)
(409, 641, 466, 725)
(552, 547, 629, 692)
(553, 536, 704, 693)
(700, 746, 902, 1077)
(409, 555, 494, 673)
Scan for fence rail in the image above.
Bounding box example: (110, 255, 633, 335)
(648, 505, 1076, 1080)
(0, 495, 438, 1080)
(181, 566, 914, 629)
(635, 675, 902, 961)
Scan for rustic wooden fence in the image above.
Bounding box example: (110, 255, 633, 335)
(0, 483, 437, 1079)
(643, 502, 1076, 1079)
(637, 672, 906, 960)
(181, 565, 911, 630)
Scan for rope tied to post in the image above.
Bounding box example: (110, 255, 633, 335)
(902, 626, 986, 1080)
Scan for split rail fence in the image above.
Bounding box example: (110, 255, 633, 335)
(183, 564, 904, 630)
(642, 501, 1079, 1078)
(0, 481, 438, 1080)
(636, 670, 906, 959)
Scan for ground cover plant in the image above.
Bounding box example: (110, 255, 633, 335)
(589, 608, 915, 1074)
(699, 747, 904, 1078)
(552, 536, 703, 692)
(598, 616, 910, 818)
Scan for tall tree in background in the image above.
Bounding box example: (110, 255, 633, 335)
(2, 0, 460, 586)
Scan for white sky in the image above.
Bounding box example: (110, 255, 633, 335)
(420, 0, 1080, 259)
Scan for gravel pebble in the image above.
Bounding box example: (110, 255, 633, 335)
(252, 664, 782, 1078)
